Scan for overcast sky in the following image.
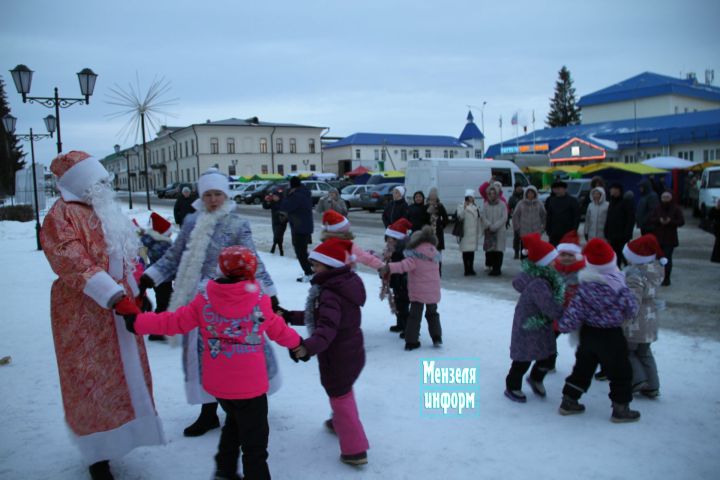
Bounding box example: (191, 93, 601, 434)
(2, 0, 719, 168)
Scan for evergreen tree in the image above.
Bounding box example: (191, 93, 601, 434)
(546, 66, 581, 127)
(0, 76, 26, 197)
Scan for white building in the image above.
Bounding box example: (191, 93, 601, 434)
(102, 117, 326, 191)
(322, 112, 483, 175)
(578, 71, 720, 124)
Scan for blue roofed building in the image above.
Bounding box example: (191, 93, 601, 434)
(485, 72, 720, 166)
(458, 110, 486, 158)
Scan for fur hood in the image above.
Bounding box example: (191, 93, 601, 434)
(523, 185, 539, 200)
(407, 225, 437, 249)
(589, 187, 607, 204)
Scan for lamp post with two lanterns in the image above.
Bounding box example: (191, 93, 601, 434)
(2, 113, 54, 251)
(8, 64, 98, 154)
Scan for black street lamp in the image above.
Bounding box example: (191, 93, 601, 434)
(9, 64, 98, 154)
(114, 144, 137, 209)
(3, 114, 53, 251)
(140, 112, 151, 210)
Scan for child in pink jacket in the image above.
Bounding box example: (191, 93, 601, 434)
(115, 246, 302, 480)
(380, 225, 442, 350)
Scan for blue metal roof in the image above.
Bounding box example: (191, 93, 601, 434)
(459, 110, 485, 141)
(485, 108, 720, 157)
(324, 132, 469, 149)
(578, 72, 720, 107)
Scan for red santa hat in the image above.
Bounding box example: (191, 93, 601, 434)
(50, 151, 111, 202)
(557, 230, 583, 260)
(309, 237, 353, 268)
(623, 234, 668, 266)
(583, 238, 617, 273)
(218, 245, 258, 280)
(521, 232, 557, 266)
(150, 212, 172, 235)
(385, 218, 413, 240)
(322, 210, 351, 233)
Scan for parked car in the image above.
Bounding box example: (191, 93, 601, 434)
(229, 182, 257, 202)
(156, 182, 194, 199)
(698, 166, 720, 219)
(302, 180, 334, 205)
(340, 184, 373, 209)
(239, 181, 275, 204)
(357, 182, 403, 212)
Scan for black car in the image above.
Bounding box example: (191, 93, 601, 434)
(156, 182, 194, 199)
(357, 182, 403, 212)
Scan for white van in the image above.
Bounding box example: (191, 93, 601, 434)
(698, 166, 720, 218)
(403, 158, 529, 208)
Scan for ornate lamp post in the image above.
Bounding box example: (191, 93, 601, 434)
(9, 64, 98, 154)
(3, 114, 54, 250)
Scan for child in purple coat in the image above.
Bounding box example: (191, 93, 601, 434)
(505, 233, 565, 403)
(282, 238, 370, 466)
(557, 238, 640, 423)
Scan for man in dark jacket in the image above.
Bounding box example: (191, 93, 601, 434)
(636, 179, 659, 235)
(545, 181, 579, 246)
(173, 187, 196, 226)
(281, 176, 314, 281)
(604, 183, 636, 267)
(382, 186, 409, 227)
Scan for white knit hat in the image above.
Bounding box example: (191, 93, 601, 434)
(198, 168, 230, 197)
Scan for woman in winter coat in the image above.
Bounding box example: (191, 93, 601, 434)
(382, 186, 409, 227)
(512, 186, 546, 258)
(622, 234, 666, 399)
(649, 191, 685, 286)
(481, 184, 508, 276)
(456, 189, 481, 275)
(426, 188, 449, 274)
(407, 190, 430, 232)
(584, 187, 609, 240)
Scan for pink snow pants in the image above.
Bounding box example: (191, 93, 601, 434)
(329, 390, 369, 455)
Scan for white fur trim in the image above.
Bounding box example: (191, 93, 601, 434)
(198, 170, 230, 197)
(324, 217, 350, 232)
(309, 250, 345, 268)
(464, 189, 475, 197)
(394, 186, 406, 196)
(557, 243, 582, 254)
(83, 271, 124, 308)
(659, 257, 668, 266)
(57, 158, 110, 202)
(585, 259, 617, 274)
(535, 249, 558, 267)
(385, 227, 407, 240)
(623, 244, 655, 265)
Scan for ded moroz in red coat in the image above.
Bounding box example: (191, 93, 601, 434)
(40, 152, 163, 465)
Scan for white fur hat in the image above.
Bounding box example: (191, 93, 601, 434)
(198, 168, 230, 197)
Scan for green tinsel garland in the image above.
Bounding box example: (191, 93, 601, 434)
(520, 259, 566, 331)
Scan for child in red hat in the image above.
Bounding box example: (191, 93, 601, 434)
(557, 238, 641, 422)
(281, 237, 370, 466)
(115, 246, 303, 479)
(320, 210, 385, 270)
(504, 233, 565, 402)
(622, 234, 667, 398)
(381, 218, 413, 337)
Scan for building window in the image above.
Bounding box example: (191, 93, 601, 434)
(291, 164, 297, 172)
(466, 151, 470, 158)
(183, 141, 188, 157)
(191, 139, 195, 155)
(401, 150, 407, 161)
(227, 138, 235, 154)
(210, 138, 219, 154)
(276, 138, 283, 154)
(381, 149, 386, 161)
(425, 149, 431, 158)
(309, 138, 316, 153)
(161, 149, 166, 163)
(355, 149, 361, 160)
(412, 150, 419, 159)
(449, 150, 455, 158)
(374, 149, 379, 161)
(192, 167, 196, 181)
(277, 164, 284, 175)
(261, 165, 268, 174)
(260, 138, 268, 153)
(289, 138, 297, 153)
(310, 164, 316, 171)
(443, 150, 448, 158)
(229, 164, 236, 176)
(475, 149, 482, 158)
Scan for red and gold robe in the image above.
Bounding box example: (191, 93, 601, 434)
(40, 199, 164, 464)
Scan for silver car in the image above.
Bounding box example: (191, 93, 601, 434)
(340, 184, 373, 209)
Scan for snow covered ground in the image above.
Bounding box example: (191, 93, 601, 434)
(1, 212, 719, 480)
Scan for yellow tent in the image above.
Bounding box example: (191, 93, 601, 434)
(687, 161, 720, 171)
(579, 162, 666, 175)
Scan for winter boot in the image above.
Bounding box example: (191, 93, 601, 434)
(324, 418, 335, 434)
(640, 388, 660, 399)
(404, 342, 421, 351)
(432, 336, 443, 348)
(183, 402, 220, 437)
(558, 395, 585, 415)
(88, 460, 114, 480)
(340, 452, 368, 466)
(148, 334, 166, 342)
(594, 370, 608, 381)
(611, 402, 641, 423)
(504, 389, 527, 403)
(389, 325, 403, 333)
(213, 473, 243, 480)
(632, 381, 649, 394)
(526, 377, 546, 398)
(279, 245, 284, 256)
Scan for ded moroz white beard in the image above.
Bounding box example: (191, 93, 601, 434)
(85, 181, 141, 276)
